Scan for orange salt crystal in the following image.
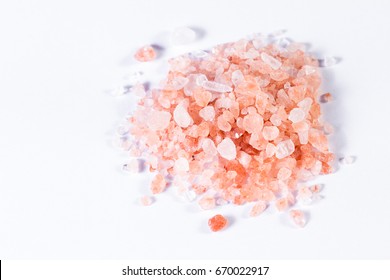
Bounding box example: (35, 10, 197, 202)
(289, 209, 306, 227)
(208, 214, 228, 232)
(320, 92, 333, 103)
(250, 201, 267, 217)
(151, 174, 166, 194)
(140, 195, 154, 206)
(134, 45, 156, 62)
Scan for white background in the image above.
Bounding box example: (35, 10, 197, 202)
(0, 0, 389, 259)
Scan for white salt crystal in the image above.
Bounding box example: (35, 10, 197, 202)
(231, 70, 244, 87)
(339, 155, 356, 165)
(170, 27, 196, 45)
(318, 56, 338, 67)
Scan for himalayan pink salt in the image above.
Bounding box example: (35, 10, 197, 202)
(208, 214, 228, 232)
(146, 111, 171, 131)
(140, 195, 154, 206)
(199, 106, 215, 121)
(262, 126, 279, 141)
(289, 209, 306, 227)
(320, 93, 333, 103)
(134, 45, 156, 62)
(339, 155, 356, 165)
(126, 34, 335, 229)
(250, 201, 267, 217)
(217, 138, 236, 160)
(288, 108, 306, 123)
(151, 174, 166, 194)
(275, 139, 295, 159)
(173, 103, 192, 128)
(199, 196, 216, 210)
(277, 167, 292, 180)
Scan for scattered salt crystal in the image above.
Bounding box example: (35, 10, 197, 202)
(217, 138, 236, 160)
(288, 108, 306, 123)
(318, 56, 338, 67)
(260, 52, 282, 70)
(189, 50, 209, 59)
(134, 45, 156, 62)
(250, 201, 267, 217)
(202, 81, 232, 93)
(275, 139, 295, 159)
(339, 155, 356, 165)
(140, 195, 154, 206)
(289, 209, 306, 227)
(122, 159, 142, 173)
(109, 85, 128, 97)
(116, 122, 130, 136)
(199, 196, 216, 210)
(123, 71, 143, 85)
(171, 27, 196, 45)
(173, 104, 192, 128)
(320, 93, 333, 103)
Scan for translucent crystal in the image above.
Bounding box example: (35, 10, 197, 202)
(231, 70, 244, 87)
(122, 159, 142, 173)
(339, 155, 356, 165)
(109, 86, 128, 97)
(202, 81, 232, 92)
(170, 27, 196, 45)
(261, 52, 282, 70)
(318, 56, 338, 67)
(275, 139, 295, 159)
(123, 71, 143, 85)
(289, 209, 306, 227)
(116, 122, 130, 136)
(189, 50, 209, 59)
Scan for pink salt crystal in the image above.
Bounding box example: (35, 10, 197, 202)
(174, 157, 189, 174)
(217, 115, 232, 132)
(151, 174, 166, 194)
(243, 113, 264, 134)
(260, 52, 282, 70)
(265, 143, 276, 158)
(250, 201, 267, 217)
(198, 196, 216, 210)
(231, 70, 244, 86)
(199, 106, 215, 121)
(194, 89, 212, 107)
(270, 114, 282, 126)
(147, 110, 171, 131)
(140, 195, 154, 206)
(262, 126, 279, 141)
(277, 167, 292, 181)
(275, 198, 289, 211)
(202, 81, 232, 93)
(134, 45, 156, 62)
(289, 209, 306, 227)
(201, 138, 217, 156)
(173, 104, 192, 128)
(288, 108, 306, 123)
(275, 139, 295, 159)
(217, 138, 236, 160)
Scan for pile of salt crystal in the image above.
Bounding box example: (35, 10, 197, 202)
(123, 33, 342, 230)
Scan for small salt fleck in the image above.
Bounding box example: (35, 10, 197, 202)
(250, 201, 267, 217)
(318, 56, 338, 67)
(140, 195, 154, 206)
(202, 81, 232, 93)
(116, 122, 130, 136)
(289, 209, 306, 227)
(275, 139, 295, 159)
(339, 155, 356, 165)
(123, 71, 143, 85)
(217, 138, 237, 160)
(122, 159, 142, 173)
(189, 50, 209, 59)
(288, 108, 306, 123)
(260, 52, 282, 70)
(109, 86, 128, 97)
(320, 93, 333, 103)
(170, 27, 196, 45)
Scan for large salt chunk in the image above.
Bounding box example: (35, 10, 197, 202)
(202, 81, 232, 93)
(260, 52, 282, 70)
(147, 110, 171, 131)
(173, 103, 193, 128)
(275, 139, 295, 159)
(199, 106, 215, 121)
(288, 108, 306, 123)
(217, 138, 236, 160)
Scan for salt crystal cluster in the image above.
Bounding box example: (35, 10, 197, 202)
(127, 35, 336, 229)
